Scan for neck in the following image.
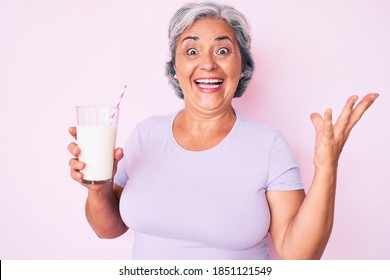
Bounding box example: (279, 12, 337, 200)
(172, 106, 237, 151)
(177, 106, 236, 136)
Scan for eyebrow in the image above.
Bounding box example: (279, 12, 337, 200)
(181, 35, 233, 43)
(214, 35, 233, 42)
(182, 36, 199, 42)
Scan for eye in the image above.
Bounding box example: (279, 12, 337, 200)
(186, 48, 198, 56)
(216, 47, 229, 55)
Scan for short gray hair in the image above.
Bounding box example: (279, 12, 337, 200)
(165, 1, 255, 99)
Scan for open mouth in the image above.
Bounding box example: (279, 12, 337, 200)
(194, 78, 224, 89)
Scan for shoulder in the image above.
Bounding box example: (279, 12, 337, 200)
(134, 111, 177, 135)
(122, 112, 177, 153)
(137, 112, 175, 129)
(235, 111, 281, 144)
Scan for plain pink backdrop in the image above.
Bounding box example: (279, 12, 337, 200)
(1, 0, 389, 259)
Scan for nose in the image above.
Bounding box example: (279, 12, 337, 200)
(199, 52, 217, 71)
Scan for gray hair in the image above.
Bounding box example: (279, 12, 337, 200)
(165, 1, 255, 99)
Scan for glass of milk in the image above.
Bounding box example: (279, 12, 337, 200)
(76, 106, 119, 185)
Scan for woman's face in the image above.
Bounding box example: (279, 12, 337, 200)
(174, 17, 242, 115)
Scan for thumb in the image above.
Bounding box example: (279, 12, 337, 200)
(114, 147, 124, 162)
(310, 113, 323, 134)
(112, 147, 124, 177)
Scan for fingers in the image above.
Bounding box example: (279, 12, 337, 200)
(323, 109, 334, 134)
(310, 109, 333, 131)
(321, 109, 334, 145)
(68, 127, 77, 140)
(330, 93, 379, 139)
(68, 127, 84, 182)
(309, 93, 378, 170)
(114, 147, 124, 161)
(345, 93, 379, 132)
(68, 157, 85, 181)
(67, 142, 80, 157)
(334, 95, 358, 133)
(112, 147, 124, 176)
(323, 108, 333, 125)
(310, 113, 324, 134)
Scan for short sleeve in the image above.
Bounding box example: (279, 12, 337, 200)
(114, 151, 128, 188)
(266, 132, 304, 191)
(113, 126, 139, 188)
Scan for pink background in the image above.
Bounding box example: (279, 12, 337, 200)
(1, 0, 389, 259)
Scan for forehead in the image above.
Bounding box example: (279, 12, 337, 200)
(178, 17, 237, 41)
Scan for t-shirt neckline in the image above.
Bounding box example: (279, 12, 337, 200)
(169, 109, 241, 154)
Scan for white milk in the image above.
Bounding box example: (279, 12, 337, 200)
(77, 124, 117, 183)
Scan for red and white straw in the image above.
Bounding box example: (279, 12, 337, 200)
(111, 84, 127, 120)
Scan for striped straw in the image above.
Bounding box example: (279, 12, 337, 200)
(110, 84, 127, 121)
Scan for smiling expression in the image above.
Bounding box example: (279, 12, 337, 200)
(174, 18, 242, 114)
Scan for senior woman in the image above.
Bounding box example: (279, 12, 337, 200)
(68, 2, 378, 259)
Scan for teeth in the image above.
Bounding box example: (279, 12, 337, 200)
(195, 79, 223, 84)
(198, 84, 221, 89)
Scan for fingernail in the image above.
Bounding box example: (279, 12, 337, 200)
(370, 94, 379, 102)
(326, 108, 332, 118)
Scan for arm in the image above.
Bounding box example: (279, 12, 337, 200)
(267, 93, 379, 259)
(68, 127, 129, 239)
(85, 183, 129, 239)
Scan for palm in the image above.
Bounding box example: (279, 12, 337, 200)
(310, 93, 379, 169)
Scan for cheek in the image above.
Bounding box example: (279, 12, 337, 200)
(225, 63, 242, 82)
(175, 58, 194, 79)
(233, 56, 243, 75)
(224, 55, 242, 76)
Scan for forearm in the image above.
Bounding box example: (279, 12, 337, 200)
(278, 93, 378, 259)
(282, 167, 337, 259)
(85, 184, 128, 239)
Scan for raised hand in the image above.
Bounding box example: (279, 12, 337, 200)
(310, 93, 379, 169)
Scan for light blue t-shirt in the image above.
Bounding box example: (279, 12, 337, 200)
(114, 110, 303, 259)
